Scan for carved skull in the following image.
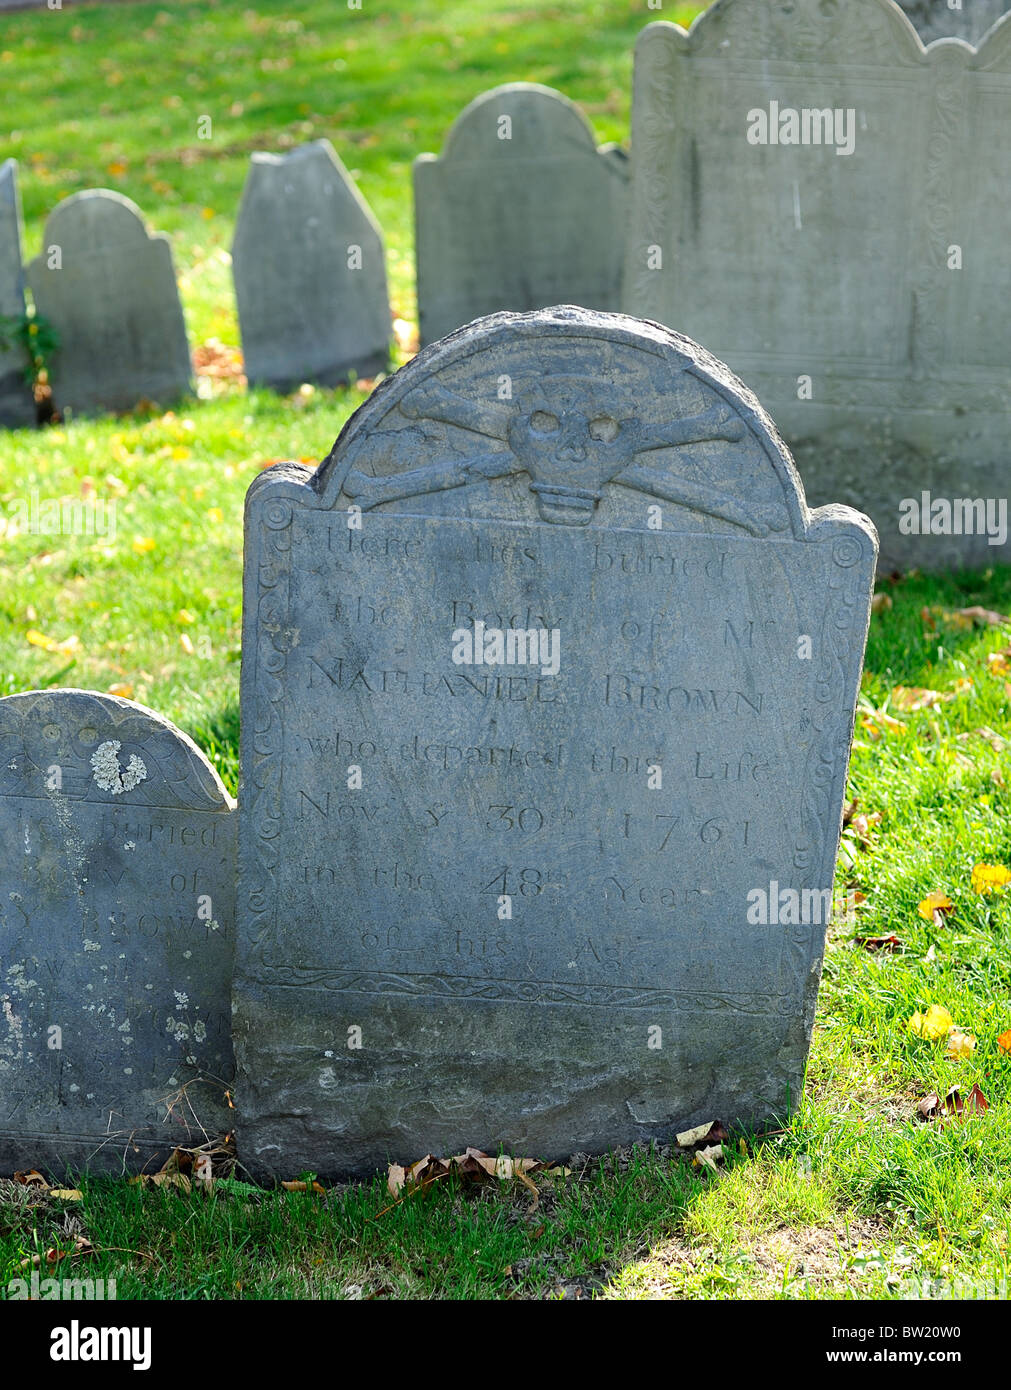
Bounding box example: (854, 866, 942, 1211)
(507, 378, 635, 524)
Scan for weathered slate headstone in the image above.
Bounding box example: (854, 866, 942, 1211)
(0, 691, 235, 1174)
(0, 159, 34, 428)
(899, 0, 1008, 45)
(26, 190, 192, 415)
(415, 84, 629, 347)
(236, 305, 876, 1179)
(624, 0, 1011, 571)
(232, 141, 391, 391)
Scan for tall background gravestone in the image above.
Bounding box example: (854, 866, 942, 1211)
(232, 141, 391, 391)
(0, 691, 235, 1174)
(0, 160, 34, 428)
(624, 0, 1011, 571)
(235, 305, 876, 1179)
(414, 84, 630, 347)
(27, 190, 192, 416)
(898, 0, 1009, 43)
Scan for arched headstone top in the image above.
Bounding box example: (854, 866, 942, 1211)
(42, 189, 160, 251)
(0, 690, 233, 812)
(435, 82, 604, 161)
(256, 306, 872, 549)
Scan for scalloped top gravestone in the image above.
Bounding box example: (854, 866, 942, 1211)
(235, 305, 877, 1179)
(414, 84, 629, 347)
(232, 141, 391, 392)
(26, 191, 192, 416)
(623, 0, 1011, 572)
(0, 160, 34, 428)
(898, 0, 1008, 44)
(0, 691, 235, 1174)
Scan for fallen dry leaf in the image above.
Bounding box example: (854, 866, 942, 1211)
(871, 592, 893, 615)
(856, 934, 903, 953)
(998, 1029, 1011, 1056)
(918, 892, 954, 925)
(694, 1144, 724, 1173)
(971, 862, 1011, 894)
(281, 1179, 325, 1194)
(129, 1171, 192, 1193)
(891, 685, 948, 712)
(48, 1188, 83, 1202)
(13, 1170, 49, 1188)
(946, 1029, 977, 1060)
(951, 605, 1009, 629)
(908, 1004, 954, 1041)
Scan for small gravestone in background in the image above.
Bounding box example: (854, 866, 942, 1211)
(26, 191, 192, 416)
(623, 0, 1011, 572)
(0, 691, 235, 1174)
(898, 0, 1008, 44)
(235, 305, 877, 1179)
(232, 141, 391, 392)
(414, 84, 629, 347)
(0, 159, 35, 428)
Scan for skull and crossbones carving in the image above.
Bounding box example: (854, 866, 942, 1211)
(342, 374, 785, 534)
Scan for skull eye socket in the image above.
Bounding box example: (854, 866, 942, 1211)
(589, 415, 619, 443)
(529, 410, 560, 434)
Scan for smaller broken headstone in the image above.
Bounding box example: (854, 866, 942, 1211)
(27, 190, 192, 416)
(232, 140, 391, 391)
(897, 0, 1008, 45)
(414, 83, 629, 346)
(0, 690, 235, 1174)
(0, 160, 35, 428)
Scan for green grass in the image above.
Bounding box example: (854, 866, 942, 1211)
(1, 0, 700, 340)
(2, 0, 1011, 1301)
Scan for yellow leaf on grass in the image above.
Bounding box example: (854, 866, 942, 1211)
(26, 629, 79, 655)
(132, 536, 156, 554)
(206, 506, 224, 524)
(176, 608, 196, 625)
(891, 686, 945, 712)
(918, 892, 953, 921)
(107, 683, 133, 699)
(997, 1029, 1011, 1055)
(946, 1029, 976, 1060)
(48, 1189, 83, 1202)
(971, 863, 1011, 894)
(179, 633, 195, 655)
(908, 1005, 954, 1041)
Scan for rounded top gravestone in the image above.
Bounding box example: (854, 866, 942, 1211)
(26, 189, 192, 416)
(0, 690, 236, 1174)
(414, 87, 629, 346)
(236, 306, 877, 1179)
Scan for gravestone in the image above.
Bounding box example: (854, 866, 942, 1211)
(0, 690, 235, 1174)
(414, 84, 629, 347)
(624, 0, 1011, 572)
(232, 141, 391, 391)
(26, 190, 191, 415)
(235, 305, 876, 1179)
(898, 0, 1008, 44)
(0, 159, 34, 428)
